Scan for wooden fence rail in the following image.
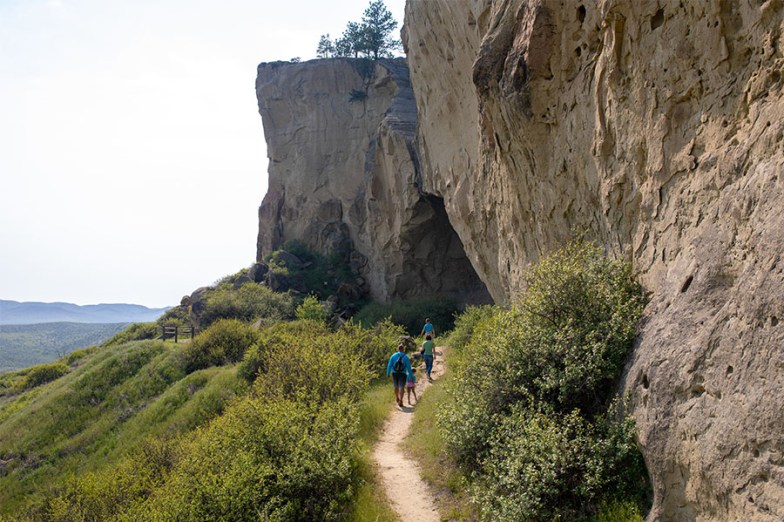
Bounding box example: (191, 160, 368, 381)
(161, 325, 196, 343)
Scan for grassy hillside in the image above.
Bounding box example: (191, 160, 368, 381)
(0, 241, 651, 521)
(0, 273, 405, 520)
(0, 323, 128, 372)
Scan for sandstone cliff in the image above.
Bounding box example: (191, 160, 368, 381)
(255, 58, 491, 304)
(404, 0, 784, 520)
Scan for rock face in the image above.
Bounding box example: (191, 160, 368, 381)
(255, 58, 491, 304)
(404, 0, 784, 520)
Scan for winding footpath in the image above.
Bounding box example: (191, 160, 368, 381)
(372, 347, 446, 521)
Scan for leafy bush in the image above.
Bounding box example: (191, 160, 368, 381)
(34, 437, 180, 522)
(265, 241, 358, 302)
(474, 401, 648, 521)
(237, 320, 331, 384)
(438, 240, 650, 519)
(126, 320, 397, 520)
(104, 322, 160, 347)
(258, 325, 366, 405)
(354, 297, 459, 337)
(181, 319, 261, 373)
(15, 362, 68, 391)
(296, 295, 329, 322)
(65, 346, 98, 365)
(238, 319, 402, 387)
(445, 304, 496, 352)
(198, 283, 295, 327)
(156, 305, 191, 328)
(131, 396, 359, 522)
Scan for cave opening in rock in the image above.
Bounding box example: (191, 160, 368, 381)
(398, 194, 493, 306)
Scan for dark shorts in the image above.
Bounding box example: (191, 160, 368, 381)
(392, 372, 407, 388)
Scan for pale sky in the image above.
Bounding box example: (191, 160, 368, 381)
(0, 0, 406, 308)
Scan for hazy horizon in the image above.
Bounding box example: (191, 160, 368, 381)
(0, 0, 405, 308)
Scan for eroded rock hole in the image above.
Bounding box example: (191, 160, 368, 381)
(642, 373, 650, 389)
(691, 384, 706, 397)
(399, 195, 493, 305)
(651, 8, 665, 30)
(681, 275, 694, 293)
(577, 5, 586, 24)
(772, 316, 779, 326)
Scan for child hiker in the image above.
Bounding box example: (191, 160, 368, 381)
(406, 369, 418, 405)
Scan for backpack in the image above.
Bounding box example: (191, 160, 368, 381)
(393, 353, 405, 373)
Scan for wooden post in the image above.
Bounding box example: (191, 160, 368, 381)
(174, 326, 179, 343)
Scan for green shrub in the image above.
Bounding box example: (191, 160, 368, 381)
(182, 319, 261, 373)
(131, 396, 360, 521)
(63, 346, 98, 366)
(354, 319, 407, 378)
(438, 240, 650, 519)
(257, 322, 373, 405)
(296, 295, 329, 322)
(474, 402, 647, 521)
(156, 306, 191, 328)
(199, 283, 295, 327)
(237, 320, 331, 384)
(104, 322, 160, 347)
(15, 363, 68, 391)
(34, 437, 180, 522)
(265, 241, 357, 302)
(354, 297, 459, 337)
(445, 304, 496, 352)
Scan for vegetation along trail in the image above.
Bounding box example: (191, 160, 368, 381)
(372, 346, 445, 521)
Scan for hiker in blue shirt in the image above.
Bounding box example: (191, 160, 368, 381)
(420, 318, 435, 339)
(386, 343, 412, 408)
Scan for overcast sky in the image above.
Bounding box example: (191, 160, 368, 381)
(0, 0, 406, 308)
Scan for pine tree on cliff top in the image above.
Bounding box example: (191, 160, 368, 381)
(317, 0, 400, 60)
(361, 0, 399, 59)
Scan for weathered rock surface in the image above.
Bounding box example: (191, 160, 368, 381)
(255, 58, 491, 304)
(404, 0, 784, 520)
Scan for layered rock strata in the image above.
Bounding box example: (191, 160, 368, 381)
(255, 58, 491, 304)
(404, 0, 784, 520)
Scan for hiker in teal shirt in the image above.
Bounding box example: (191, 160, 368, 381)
(386, 344, 412, 407)
(420, 318, 435, 338)
(421, 334, 435, 380)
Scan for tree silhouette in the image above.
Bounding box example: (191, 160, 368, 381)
(317, 34, 335, 58)
(316, 0, 400, 60)
(361, 0, 399, 59)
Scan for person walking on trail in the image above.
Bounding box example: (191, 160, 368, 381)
(420, 318, 435, 339)
(421, 334, 436, 381)
(406, 369, 418, 406)
(386, 343, 412, 407)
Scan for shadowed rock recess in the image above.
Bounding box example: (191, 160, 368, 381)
(403, 0, 784, 520)
(255, 58, 491, 305)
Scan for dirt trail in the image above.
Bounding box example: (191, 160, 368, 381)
(372, 348, 446, 522)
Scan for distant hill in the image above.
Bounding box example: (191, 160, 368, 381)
(0, 322, 129, 372)
(0, 300, 169, 325)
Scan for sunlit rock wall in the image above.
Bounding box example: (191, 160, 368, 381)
(255, 58, 490, 304)
(404, 0, 784, 520)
